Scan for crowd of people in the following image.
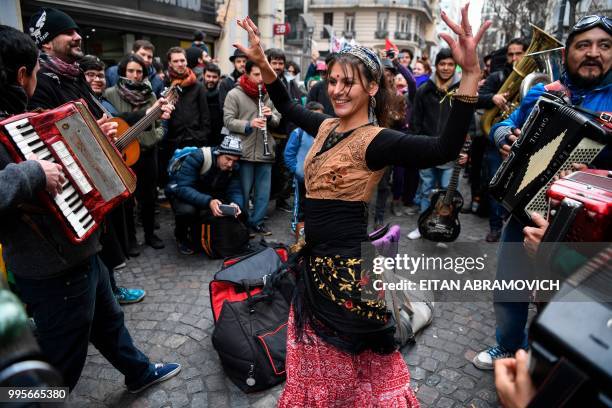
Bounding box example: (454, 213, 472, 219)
(0, 3, 610, 406)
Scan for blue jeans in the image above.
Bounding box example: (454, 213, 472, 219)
(494, 216, 531, 352)
(240, 161, 272, 228)
(418, 167, 453, 213)
(484, 151, 507, 232)
(14, 256, 152, 390)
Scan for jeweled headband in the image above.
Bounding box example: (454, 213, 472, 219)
(337, 45, 382, 82)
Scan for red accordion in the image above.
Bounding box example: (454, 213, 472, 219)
(0, 101, 136, 243)
(545, 169, 612, 242)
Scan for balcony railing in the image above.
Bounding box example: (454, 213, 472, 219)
(375, 30, 388, 39)
(394, 31, 410, 40)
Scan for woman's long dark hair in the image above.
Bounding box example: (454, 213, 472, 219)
(327, 54, 404, 128)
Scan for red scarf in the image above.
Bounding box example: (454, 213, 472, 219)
(168, 66, 197, 88)
(239, 74, 266, 99)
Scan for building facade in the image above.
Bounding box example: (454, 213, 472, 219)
(20, 0, 220, 65)
(304, 0, 439, 59)
(545, 0, 612, 41)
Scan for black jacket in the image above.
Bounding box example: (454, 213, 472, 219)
(205, 86, 223, 147)
(307, 80, 334, 116)
(272, 75, 303, 135)
(218, 69, 241, 110)
(410, 75, 461, 137)
(476, 65, 512, 109)
(166, 81, 211, 147)
(29, 65, 104, 118)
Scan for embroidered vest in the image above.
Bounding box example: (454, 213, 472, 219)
(304, 118, 386, 201)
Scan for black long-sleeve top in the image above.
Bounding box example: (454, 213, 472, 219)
(267, 77, 474, 171)
(268, 76, 474, 256)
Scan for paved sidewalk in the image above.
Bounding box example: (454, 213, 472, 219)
(68, 194, 502, 407)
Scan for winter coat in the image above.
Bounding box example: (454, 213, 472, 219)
(410, 73, 461, 169)
(103, 85, 163, 150)
(165, 147, 243, 209)
(284, 127, 314, 181)
(0, 86, 100, 279)
(223, 85, 281, 163)
(166, 81, 211, 147)
(205, 86, 224, 147)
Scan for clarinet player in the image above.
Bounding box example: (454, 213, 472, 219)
(223, 60, 281, 236)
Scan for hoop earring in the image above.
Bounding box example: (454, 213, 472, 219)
(369, 96, 378, 126)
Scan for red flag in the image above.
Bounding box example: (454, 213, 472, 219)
(385, 37, 399, 53)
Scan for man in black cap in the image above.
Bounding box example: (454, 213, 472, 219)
(218, 48, 247, 109)
(0, 23, 181, 394)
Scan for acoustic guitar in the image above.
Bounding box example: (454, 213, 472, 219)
(110, 85, 180, 167)
(417, 140, 470, 242)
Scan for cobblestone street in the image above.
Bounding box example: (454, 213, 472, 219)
(69, 186, 503, 407)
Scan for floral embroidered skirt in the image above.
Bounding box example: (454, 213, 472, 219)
(278, 308, 420, 408)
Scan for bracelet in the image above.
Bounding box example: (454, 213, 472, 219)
(453, 93, 479, 104)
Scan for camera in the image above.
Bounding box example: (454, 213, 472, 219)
(386, 49, 395, 59)
(219, 204, 238, 217)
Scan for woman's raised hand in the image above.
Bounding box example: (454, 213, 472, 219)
(439, 2, 491, 75)
(234, 17, 267, 67)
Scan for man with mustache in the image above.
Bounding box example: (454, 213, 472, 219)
(203, 63, 224, 146)
(473, 16, 611, 371)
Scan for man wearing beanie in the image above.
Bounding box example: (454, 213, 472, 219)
(1, 20, 181, 393)
(218, 48, 247, 108)
(165, 134, 244, 254)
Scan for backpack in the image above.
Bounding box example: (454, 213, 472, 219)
(167, 146, 213, 178)
(199, 214, 250, 259)
(210, 247, 295, 393)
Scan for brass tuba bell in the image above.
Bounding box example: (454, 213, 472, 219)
(481, 25, 563, 135)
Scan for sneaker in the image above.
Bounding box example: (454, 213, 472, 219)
(276, 200, 292, 213)
(472, 345, 513, 370)
(485, 230, 501, 243)
(128, 362, 181, 393)
(252, 224, 272, 236)
(127, 241, 140, 258)
(407, 228, 421, 240)
(391, 201, 403, 217)
(177, 241, 194, 255)
(113, 262, 127, 271)
(145, 234, 165, 249)
(115, 287, 146, 304)
(436, 242, 448, 249)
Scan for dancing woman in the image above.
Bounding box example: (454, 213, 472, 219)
(235, 5, 489, 407)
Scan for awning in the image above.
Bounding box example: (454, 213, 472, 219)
(22, 0, 221, 39)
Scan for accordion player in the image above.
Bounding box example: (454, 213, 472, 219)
(489, 94, 611, 226)
(0, 100, 136, 243)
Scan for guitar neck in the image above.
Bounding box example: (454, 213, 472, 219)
(442, 162, 463, 205)
(115, 105, 162, 151)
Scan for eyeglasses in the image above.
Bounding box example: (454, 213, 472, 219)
(572, 15, 612, 33)
(85, 72, 105, 80)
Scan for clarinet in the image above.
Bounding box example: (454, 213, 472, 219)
(258, 83, 272, 157)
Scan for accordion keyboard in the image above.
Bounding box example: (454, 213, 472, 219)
(4, 117, 96, 239)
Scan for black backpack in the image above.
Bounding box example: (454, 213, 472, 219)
(199, 215, 250, 259)
(210, 247, 295, 393)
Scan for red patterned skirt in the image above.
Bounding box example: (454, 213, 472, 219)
(278, 308, 420, 408)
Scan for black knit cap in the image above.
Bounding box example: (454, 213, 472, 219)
(28, 8, 79, 48)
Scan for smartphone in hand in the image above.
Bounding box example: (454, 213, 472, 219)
(218, 204, 238, 217)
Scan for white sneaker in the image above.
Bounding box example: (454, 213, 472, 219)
(404, 206, 418, 216)
(472, 345, 514, 370)
(436, 242, 448, 249)
(407, 228, 421, 240)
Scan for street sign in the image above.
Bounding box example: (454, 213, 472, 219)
(273, 23, 291, 36)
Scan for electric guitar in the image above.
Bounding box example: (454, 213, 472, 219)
(417, 140, 470, 242)
(110, 85, 180, 166)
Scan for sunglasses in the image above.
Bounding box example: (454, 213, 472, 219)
(572, 15, 612, 33)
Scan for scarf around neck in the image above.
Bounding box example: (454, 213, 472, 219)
(40, 53, 81, 79)
(239, 74, 265, 99)
(116, 77, 153, 108)
(168, 66, 197, 88)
